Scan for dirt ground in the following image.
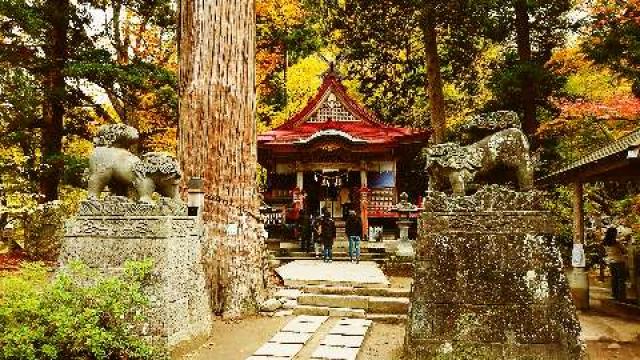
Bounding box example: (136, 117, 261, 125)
(181, 316, 290, 360)
(182, 313, 640, 360)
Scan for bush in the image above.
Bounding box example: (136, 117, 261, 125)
(0, 260, 167, 360)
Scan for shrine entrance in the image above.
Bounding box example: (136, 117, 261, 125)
(258, 69, 429, 241)
(304, 170, 361, 219)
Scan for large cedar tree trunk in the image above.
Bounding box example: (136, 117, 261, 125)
(39, 0, 69, 201)
(514, 0, 538, 143)
(178, 0, 267, 319)
(421, 5, 446, 144)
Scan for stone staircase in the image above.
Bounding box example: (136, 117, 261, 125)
(274, 240, 389, 264)
(275, 286, 410, 324)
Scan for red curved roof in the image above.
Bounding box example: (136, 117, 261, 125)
(258, 72, 430, 147)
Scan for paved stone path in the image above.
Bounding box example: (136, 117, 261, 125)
(248, 315, 328, 360)
(311, 319, 373, 360)
(247, 316, 372, 360)
(275, 260, 390, 288)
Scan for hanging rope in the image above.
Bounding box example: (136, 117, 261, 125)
(312, 170, 350, 187)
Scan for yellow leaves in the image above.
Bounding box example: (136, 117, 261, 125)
(257, 0, 306, 29)
(270, 54, 328, 128)
(0, 146, 28, 167)
(63, 138, 92, 157)
(565, 67, 631, 101)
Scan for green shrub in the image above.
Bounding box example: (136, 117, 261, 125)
(0, 260, 167, 360)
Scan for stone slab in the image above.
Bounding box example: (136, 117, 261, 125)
(337, 318, 372, 327)
(275, 288, 303, 300)
(276, 260, 390, 288)
(311, 345, 360, 360)
(328, 324, 369, 336)
(295, 315, 330, 324)
(282, 321, 324, 334)
(320, 334, 365, 348)
(253, 343, 303, 357)
(269, 331, 314, 345)
(274, 310, 294, 317)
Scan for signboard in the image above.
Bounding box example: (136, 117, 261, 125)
(571, 244, 586, 268)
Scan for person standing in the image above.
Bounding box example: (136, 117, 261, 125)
(604, 226, 628, 301)
(298, 209, 312, 252)
(345, 210, 362, 263)
(320, 207, 336, 263)
(312, 212, 323, 258)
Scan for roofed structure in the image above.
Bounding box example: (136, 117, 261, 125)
(539, 128, 640, 184)
(257, 69, 430, 243)
(258, 71, 429, 160)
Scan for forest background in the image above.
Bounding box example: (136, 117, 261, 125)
(0, 0, 639, 264)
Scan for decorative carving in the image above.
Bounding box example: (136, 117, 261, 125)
(87, 124, 184, 204)
(461, 110, 521, 133)
(78, 196, 187, 217)
(309, 92, 357, 123)
(423, 185, 546, 212)
(424, 124, 533, 196)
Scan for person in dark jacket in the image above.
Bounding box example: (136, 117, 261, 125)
(345, 210, 363, 263)
(312, 212, 323, 258)
(604, 226, 627, 301)
(298, 209, 312, 252)
(320, 207, 336, 263)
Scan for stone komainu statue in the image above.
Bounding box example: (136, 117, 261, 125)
(88, 124, 182, 203)
(424, 111, 534, 196)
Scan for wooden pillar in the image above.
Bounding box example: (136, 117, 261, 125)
(569, 182, 589, 310)
(573, 182, 585, 247)
(360, 161, 368, 188)
(296, 171, 304, 191)
(360, 188, 369, 240)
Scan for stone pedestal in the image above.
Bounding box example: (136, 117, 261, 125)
(395, 220, 415, 258)
(59, 198, 213, 353)
(398, 219, 412, 241)
(406, 187, 585, 359)
(568, 267, 590, 310)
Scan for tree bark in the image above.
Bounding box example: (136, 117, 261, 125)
(421, 4, 446, 144)
(40, 0, 69, 201)
(514, 0, 538, 143)
(178, 0, 267, 319)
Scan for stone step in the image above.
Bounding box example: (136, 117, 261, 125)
(293, 304, 408, 324)
(297, 294, 409, 315)
(365, 314, 408, 324)
(283, 251, 386, 259)
(276, 240, 388, 251)
(299, 294, 369, 309)
(302, 286, 411, 298)
(293, 305, 366, 318)
(275, 256, 387, 264)
(367, 296, 410, 314)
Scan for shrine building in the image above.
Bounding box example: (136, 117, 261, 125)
(258, 70, 429, 241)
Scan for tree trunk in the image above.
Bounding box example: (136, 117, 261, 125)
(178, 0, 267, 319)
(40, 0, 69, 202)
(421, 5, 446, 144)
(514, 0, 538, 143)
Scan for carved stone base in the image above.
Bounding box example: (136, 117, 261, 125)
(59, 212, 212, 353)
(405, 187, 586, 359)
